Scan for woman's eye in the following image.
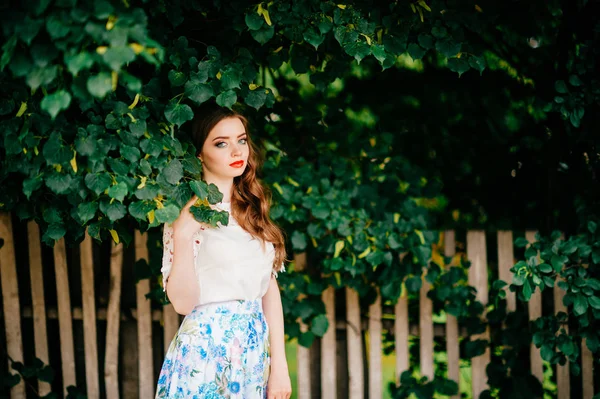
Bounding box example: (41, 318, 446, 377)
(215, 141, 227, 148)
(239, 138, 247, 145)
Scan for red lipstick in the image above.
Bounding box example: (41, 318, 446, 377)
(229, 160, 244, 168)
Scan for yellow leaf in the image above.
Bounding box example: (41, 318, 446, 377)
(34, 146, 39, 156)
(111, 71, 118, 91)
(369, 137, 376, 147)
(273, 46, 283, 53)
(394, 213, 401, 223)
(106, 15, 117, 30)
(346, 235, 353, 244)
(70, 151, 77, 173)
(306, 186, 312, 194)
(410, 3, 416, 13)
(249, 83, 259, 90)
(96, 46, 108, 55)
(22, 148, 28, 154)
(452, 209, 460, 221)
(129, 43, 144, 54)
(147, 210, 155, 224)
(400, 281, 407, 298)
(417, 7, 424, 22)
(475, 4, 483, 12)
(262, 9, 272, 26)
(16, 102, 27, 117)
(351, 253, 356, 266)
(272, 182, 283, 195)
(311, 236, 318, 248)
(286, 176, 300, 187)
(129, 93, 140, 109)
(334, 240, 345, 258)
(358, 247, 371, 259)
(377, 29, 383, 44)
(216, 71, 222, 80)
(109, 229, 120, 244)
(361, 33, 372, 46)
(415, 229, 425, 245)
(337, 4, 347, 9)
(418, 0, 432, 12)
(334, 272, 342, 286)
(137, 176, 147, 189)
(54, 164, 62, 172)
(145, 47, 158, 55)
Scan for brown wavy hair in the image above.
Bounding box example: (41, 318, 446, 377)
(190, 103, 286, 272)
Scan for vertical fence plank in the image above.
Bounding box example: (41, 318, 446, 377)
(368, 290, 382, 399)
(27, 221, 51, 396)
(419, 278, 434, 381)
(163, 305, 179, 354)
(54, 237, 76, 394)
(554, 283, 570, 399)
(81, 231, 99, 398)
(105, 241, 123, 399)
(497, 231, 516, 312)
(294, 252, 311, 399)
(0, 214, 25, 397)
(444, 231, 460, 398)
(525, 231, 544, 385)
(395, 290, 409, 385)
(346, 287, 364, 399)
(321, 285, 337, 399)
(135, 230, 154, 399)
(466, 230, 490, 399)
(581, 338, 594, 399)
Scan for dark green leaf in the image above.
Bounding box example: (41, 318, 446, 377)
(568, 75, 582, 87)
(102, 46, 136, 70)
(245, 12, 264, 30)
(108, 181, 128, 202)
(45, 171, 72, 194)
(304, 27, 325, 49)
(164, 102, 194, 127)
(407, 43, 427, 60)
(155, 204, 180, 223)
(85, 173, 112, 196)
(244, 88, 267, 110)
(185, 79, 214, 105)
(87, 72, 113, 98)
(216, 90, 237, 108)
(555, 80, 568, 94)
(292, 231, 307, 251)
(418, 34, 434, 49)
(160, 159, 184, 185)
(77, 202, 98, 224)
(435, 39, 461, 58)
(447, 58, 469, 76)
(99, 200, 127, 222)
(40, 90, 71, 119)
(250, 24, 275, 45)
(64, 52, 94, 76)
(168, 70, 186, 87)
(310, 314, 329, 337)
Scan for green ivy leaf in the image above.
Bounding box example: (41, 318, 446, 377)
(45, 171, 73, 194)
(371, 44, 386, 64)
(310, 314, 329, 337)
(555, 80, 568, 94)
(588, 296, 600, 310)
(216, 90, 237, 108)
(160, 159, 184, 185)
(120, 145, 141, 163)
(99, 200, 127, 222)
(447, 58, 469, 76)
(108, 181, 128, 202)
(220, 65, 242, 90)
(588, 221, 597, 234)
(102, 46, 136, 71)
(405, 276, 422, 293)
(77, 202, 98, 224)
(129, 201, 154, 221)
(407, 43, 427, 60)
(64, 52, 94, 76)
(85, 173, 112, 196)
(298, 331, 315, 348)
(431, 26, 447, 39)
(250, 24, 275, 45)
(165, 102, 194, 127)
(244, 88, 267, 110)
(418, 34, 434, 50)
(168, 70, 187, 87)
(40, 90, 72, 119)
(304, 27, 325, 49)
(155, 204, 180, 223)
(185, 78, 214, 105)
(87, 72, 113, 98)
(23, 176, 43, 199)
(468, 55, 486, 75)
(245, 12, 264, 30)
(568, 75, 582, 87)
(44, 223, 66, 241)
(207, 183, 223, 204)
(292, 231, 307, 251)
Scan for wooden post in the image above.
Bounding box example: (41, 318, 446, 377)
(321, 285, 337, 399)
(346, 287, 364, 399)
(444, 230, 460, 398)
(27, 221, 51, 396)
(54, 237, 76, 394)
(466, 230, 490, 398)
(554, 283, 570, 399)
(163, 305, 180, 354)
(105, 241, 123, 399)
(135, 230, 154, 399)
(81, 231, 99, 399)
(581, 338, 594, 399)
(294, 252, 311, 399)
(497, 231, 516, 312)
(0, 213, 25, 397)
(368, 290, 382, 399)
(419, 278, 434, 381)
(525, 231, 544, 385)
(395, 285, 409, 384)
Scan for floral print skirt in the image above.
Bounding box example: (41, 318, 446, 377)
(155, 299, 270, 398)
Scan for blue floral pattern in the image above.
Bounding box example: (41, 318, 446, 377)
(156, 300, 270, 398)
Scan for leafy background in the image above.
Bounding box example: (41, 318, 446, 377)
(1, 0, 599, 398)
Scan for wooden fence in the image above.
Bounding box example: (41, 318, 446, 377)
(0, 212, 596, 398)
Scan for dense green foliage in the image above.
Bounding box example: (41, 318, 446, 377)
(1, 0, 599, 397)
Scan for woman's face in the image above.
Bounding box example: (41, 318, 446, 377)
(199, 117, 250, 181)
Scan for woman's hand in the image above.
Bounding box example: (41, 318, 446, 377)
(267, 366, 292, 399)
(171, 195, 203, 239)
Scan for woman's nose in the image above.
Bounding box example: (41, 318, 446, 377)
(231, 144, 242, 156)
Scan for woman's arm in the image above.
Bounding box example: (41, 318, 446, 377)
(262, 276, 292, 399)
(165, 197, 202, 315)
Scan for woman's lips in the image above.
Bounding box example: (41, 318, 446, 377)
(229, 160, 244, 168)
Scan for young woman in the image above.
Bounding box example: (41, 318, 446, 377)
(155, 103, 292, 399)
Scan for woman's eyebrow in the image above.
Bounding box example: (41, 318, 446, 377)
(212, 133, 247, 141)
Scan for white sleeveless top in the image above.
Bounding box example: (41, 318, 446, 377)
(161, 202, 283, 305)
